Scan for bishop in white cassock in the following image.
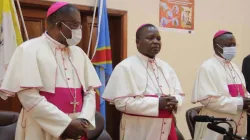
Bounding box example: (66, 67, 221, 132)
(0, 2, 101, 140)
(102, 24, 185, 140)
(192, 30, 250, 140)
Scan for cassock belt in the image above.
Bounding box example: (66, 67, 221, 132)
(123, 95, 178, 140)
(40, 87, 83, 114)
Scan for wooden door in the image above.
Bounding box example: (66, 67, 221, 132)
(0, 6, 47, 112)
(81, 16, 97, 59)
(19, 7, 47, 40)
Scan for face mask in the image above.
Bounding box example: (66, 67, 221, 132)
(217, 44, 236, 61)
(60, 22, 82, 46)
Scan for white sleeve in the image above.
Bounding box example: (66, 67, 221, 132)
(17, 88, 72, 138)
(200, 96, 243, 115)
(170, 68, 184, 109)
(114, 96, 159, 116)
(78, 87, 96, 130)
(172, 94, 184, 108)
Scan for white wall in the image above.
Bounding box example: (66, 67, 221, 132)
(47, 0, 250, 139)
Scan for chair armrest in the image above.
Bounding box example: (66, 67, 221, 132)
(0, 111, 19, 126)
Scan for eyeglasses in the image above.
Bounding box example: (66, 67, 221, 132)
(60, 21, 82, 29)
(217, 43, 238, 47)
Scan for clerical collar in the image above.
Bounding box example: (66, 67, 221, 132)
(137, 52, 156, 63)
(44, 32, 66, 49)
(214, 54, 230, 64)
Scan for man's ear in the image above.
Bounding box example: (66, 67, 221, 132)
(136, 38, 140, 45)
(56, 22, 63, 30)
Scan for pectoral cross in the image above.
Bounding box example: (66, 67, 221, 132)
(238, 94, 241, 97)
(70, 97, 79, 113)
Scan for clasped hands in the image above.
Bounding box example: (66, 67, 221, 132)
(159, 95, 178, 112)
(61, 119, 88, 140)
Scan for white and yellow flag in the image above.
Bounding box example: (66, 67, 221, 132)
(0, 0, 23, 85)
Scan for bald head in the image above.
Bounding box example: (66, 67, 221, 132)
(213, 32, 233, 47)
(136, 24, 157, 39)
(47, 4, 80, 28)
(213, 33, 235, 49)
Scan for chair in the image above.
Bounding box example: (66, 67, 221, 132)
(96, 130, 112, 140)
(185, 106, 202, 139)
(87, 112, 112, 140)
(0, 111, 19, 140)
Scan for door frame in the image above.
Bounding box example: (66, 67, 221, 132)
(16, 0, 127, 59)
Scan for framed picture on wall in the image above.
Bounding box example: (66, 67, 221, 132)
(159, 0, 194, 33)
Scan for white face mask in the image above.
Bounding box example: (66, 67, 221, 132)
(60, 22, 82, 46)
(217, 44, 236, 61)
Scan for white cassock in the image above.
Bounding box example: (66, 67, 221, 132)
(102, 52, 184, 140)
(0, 33, 101, 140)
(192, 55, 249, 140)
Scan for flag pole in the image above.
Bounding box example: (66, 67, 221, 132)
(16, 0, 29, 40)
(91, 0, 103, 60)
(87, 0, 98, 57)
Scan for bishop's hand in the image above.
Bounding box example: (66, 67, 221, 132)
(159, 96, 178, 112)
(61, 119, 87, 139)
